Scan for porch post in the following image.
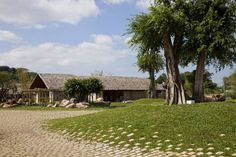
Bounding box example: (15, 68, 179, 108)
(36, 92, 39, 104)
(49, 91, 54, 103)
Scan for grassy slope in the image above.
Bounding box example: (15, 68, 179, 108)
(48, 99, 236, 156)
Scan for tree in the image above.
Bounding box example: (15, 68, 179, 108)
(129, 0, 188, 105)
(137, 52, 164, 98)
(16, 68, 30, 91)
(84, 78, 103, 102)
(156, 73, 167, 84)
(64, 79, 87, 101)
(224, 71, 236, 98)
(0, 72, 16, 101)
(64, 78, 103, 102)
(181, 0, 236, 102)
(181, 71, 219, 97)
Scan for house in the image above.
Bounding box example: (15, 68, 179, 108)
(24, 73, 165, 104)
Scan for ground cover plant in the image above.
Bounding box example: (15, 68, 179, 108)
(47, 99, 236, 156)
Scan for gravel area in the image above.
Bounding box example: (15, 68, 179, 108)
(0, 110, 172, 157)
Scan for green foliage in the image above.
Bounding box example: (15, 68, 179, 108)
(181, 71, 220, 96)
(48, 99, 236, 156)
(0, 72, 17, 100)
(224, 71, 236, 98)
(181, 0, 236, 69)
(137, 52, 164, 73)
(64, 78, 103, 101)
(156, 73, 167, 84)
(84, 77, 103, 94)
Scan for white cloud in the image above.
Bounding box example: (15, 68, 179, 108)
(0, 34, 135, 74)
(136, 0, 152, 10)
(0, 0, 99, 26)
(0, 30, 22, 43)
(103, 0, 131, 4)
(102, 0, 152, 10)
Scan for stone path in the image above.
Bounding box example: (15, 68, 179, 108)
(0, 110, 171, 157)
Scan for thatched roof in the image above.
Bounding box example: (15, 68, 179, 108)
(30, 73, 165, 91)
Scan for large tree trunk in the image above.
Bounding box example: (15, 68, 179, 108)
(163, 34, 186, 105)
(148, 70, 156, 98)
(193, 50, 206, 103)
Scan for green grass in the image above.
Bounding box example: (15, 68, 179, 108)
(48, 99, 236, 156)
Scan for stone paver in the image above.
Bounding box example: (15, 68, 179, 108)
(0, 110, 174, 157)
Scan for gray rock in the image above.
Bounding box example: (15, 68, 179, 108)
(60, 99, 70, 107)
(69, 98, 77, 103)
(65, 103, 75, 108)
(17, 98, 23, 104)
(53, 101, 60, 107)
(75, 103, 88, 109)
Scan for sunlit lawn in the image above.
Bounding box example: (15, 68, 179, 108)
(47, 99, 236, 156)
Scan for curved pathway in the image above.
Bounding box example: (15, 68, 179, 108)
(0, 110, 170, 157)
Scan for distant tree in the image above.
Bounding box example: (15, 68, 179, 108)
(0, 72, 16, 101)
(181, 71, 220, 97)
(16, 68, 30, 91)
(224, 71, 236, 98)
(91, 70, 104, 76)
(64, 78, 103, 102)
(137, 52, 164, 98)
(156, 73, 167, 84)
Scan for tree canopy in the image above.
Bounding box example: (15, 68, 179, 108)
(64, 78, 103, 102)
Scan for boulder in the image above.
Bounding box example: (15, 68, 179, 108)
(52, 101, 60, 108)
(17, 98, 23, 104)
(47, 104, 53, 107)
(69, 98, 77, 103)
(96, 97, 104, 102)
(75, 103, 88, 109)
(0, 103, 4, 107)
(65, 103, 75, 108)
(6, 99, 13, 105)
(3, 104, 12, 108)
(60, 99, 70, 107)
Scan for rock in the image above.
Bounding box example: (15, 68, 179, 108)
(69, 98, 77, 103)
(3, 104, 12, 108)
(60, 99, 70, 107)
(47, 104, 53, 107)
(65, 103, 75, 108)
(81, 102, 90, 106)
(0, 103, 4, 107)
(7, 99, 13, 105)
(75, 103, 88, 109)
(52, 101, 60, 108)
(17, 98, 23, 104)
(96, 97, 104, 102)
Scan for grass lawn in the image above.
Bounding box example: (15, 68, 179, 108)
(47, 99, 236, 156)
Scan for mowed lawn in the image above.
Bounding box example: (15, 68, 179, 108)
(47, 99, 236, 156)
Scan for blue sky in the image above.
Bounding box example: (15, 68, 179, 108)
(0, 0, 234, 85)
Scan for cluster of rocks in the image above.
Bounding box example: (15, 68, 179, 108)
(205, 94, 226, 102)
(0, 98, 23, 108)
(47, 98, 89, 109)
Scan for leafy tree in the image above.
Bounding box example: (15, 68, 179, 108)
(137, 52, 164, 98)
(0, 72, 16, 101)
(129, 0, 188, 105)
(181, 71, 219, 97)
(16, 68, 30, 91)
(181, 0, 236, 102)
(156, 73, 167, 84)
(224, 71, 236, 98)
(64, 78, 103, 102)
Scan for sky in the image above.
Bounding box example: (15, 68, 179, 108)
(0, 0, 234, 85)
